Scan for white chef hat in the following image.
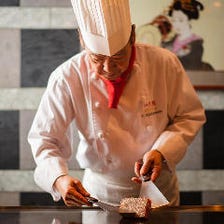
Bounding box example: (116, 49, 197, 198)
(71, 0, 132, 56)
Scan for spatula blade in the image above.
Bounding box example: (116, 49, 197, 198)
(139, 180, 169, 208)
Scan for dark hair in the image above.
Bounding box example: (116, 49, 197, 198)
(168, 0, 204, 20)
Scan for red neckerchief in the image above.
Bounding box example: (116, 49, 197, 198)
(100, 46, 136, 109)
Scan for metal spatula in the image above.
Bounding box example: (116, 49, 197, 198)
(86, 196, 135, 216)
(86, 196, 119, 212)
(139, 175, 169, 208)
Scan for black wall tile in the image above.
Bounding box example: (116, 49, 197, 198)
(21, 29, 80, 87)
(203, 110, 224, 169)
(0, 111, 19, 169)
(0, 213, 19, 224)
(0, 0, 19, 6)
(180, 192, 202, 205)
(20, 192, 65, 206)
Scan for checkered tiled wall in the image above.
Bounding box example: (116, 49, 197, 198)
(0, 1, 224, 206)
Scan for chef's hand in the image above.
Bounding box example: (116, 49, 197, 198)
(53, 175, 91, 207)
(131, 150, 164, 183)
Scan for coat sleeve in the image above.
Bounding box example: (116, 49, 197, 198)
(151, 54, 206, 170)
(27, 71, 75, 201)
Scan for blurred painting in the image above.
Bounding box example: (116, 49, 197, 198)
(134, 0, 223, 72)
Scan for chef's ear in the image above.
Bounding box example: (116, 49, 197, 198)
(130, 24, 136, 45)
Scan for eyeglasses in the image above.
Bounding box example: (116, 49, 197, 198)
(87, 41, 131, 65)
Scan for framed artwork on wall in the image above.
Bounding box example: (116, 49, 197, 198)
(132, 0, 224, 89)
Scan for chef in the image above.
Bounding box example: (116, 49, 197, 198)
(28, 0, 206, 207)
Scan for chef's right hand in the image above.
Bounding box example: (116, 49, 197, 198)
(53, 174, 91, 207)
(132, 150, 163, 183)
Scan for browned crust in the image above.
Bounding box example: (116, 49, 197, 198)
(120, 197, 151, 218)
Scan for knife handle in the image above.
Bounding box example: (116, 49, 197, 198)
(141, 173, 152, 182)
(86, 196, 98, 204)
(137, 159, 153, 182)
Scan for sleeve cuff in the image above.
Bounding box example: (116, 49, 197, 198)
(33, 157, 68, 201)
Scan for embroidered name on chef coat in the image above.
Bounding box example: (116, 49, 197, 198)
(141, 100, 162, 118)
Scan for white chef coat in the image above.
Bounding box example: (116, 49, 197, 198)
(28, 43, 206, 205)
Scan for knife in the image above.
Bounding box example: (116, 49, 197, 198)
(139, 174, 169, 208)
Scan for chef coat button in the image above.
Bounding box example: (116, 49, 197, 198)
(91, 73, 98, 80)
(141, 95, 146, 100)
(95, 101, 100, 108)
(97, 131, 104, 139)
(107, 157, 112, 163)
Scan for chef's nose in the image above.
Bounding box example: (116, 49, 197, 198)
(102, 57, 116, 73)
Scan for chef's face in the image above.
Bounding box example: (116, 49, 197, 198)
(83, 25, 135, 80)
(87, 43, 132, 80)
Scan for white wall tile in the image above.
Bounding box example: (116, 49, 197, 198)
(177, 170, 224, 191)
(177, 129, 203, 170)
(0, 88, 44, 110)
(0, 7, 51, 28)
(0, 7, 77, 29)
(50, 8, 77, 28)
(198, 91, 224, 110)
(20, 110, 36, 169)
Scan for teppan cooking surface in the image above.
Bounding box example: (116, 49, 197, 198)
(1, 205, 224, 223)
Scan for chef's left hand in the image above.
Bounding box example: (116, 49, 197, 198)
(131, 150, 163, 183)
